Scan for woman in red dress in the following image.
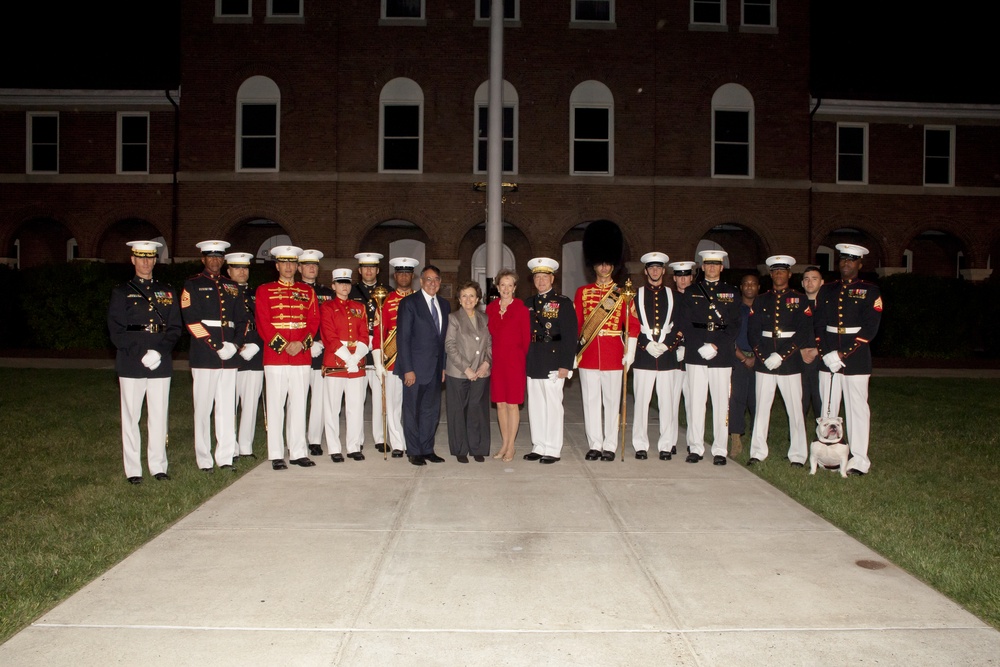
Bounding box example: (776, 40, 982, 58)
(486, 269, 530, 461)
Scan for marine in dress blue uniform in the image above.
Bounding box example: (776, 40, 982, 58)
(226, 252, 263, 459)
(298, 249, 336, 456)
(349, 252, 386, 451)
(107, 240, 183, 484)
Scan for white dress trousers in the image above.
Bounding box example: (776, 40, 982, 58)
(304, 367, 326, 447)
(749, 372, 808, 464)
(119, 376, 171, 478)
(191, 367, 237, 468)
(235, 369, 263, 456)
(365, 367, 384, 445)
(264, 365, 310, 461)
(526, 376, 566, 458)
(632, 368, 682, 453)
(819, 371, 872, 473)
(324, 375, 366, 454)
(684, 364, 731, 457)
(579, 368, 622, 452)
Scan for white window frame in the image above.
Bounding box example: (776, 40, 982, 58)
(571, 0, 614, 25)
(236, 76, 281, 173)
(474, 80, 518, 175)
(117, 112, 150, 175)
(924, 125, 955, 187)
(741, 0, 774, 27)
(382, 0, 425, 24)
(27, 112, 59, 174)
(836, 122, 867, 185)
(380, 78, 424, 174)
(216, 0, 251, 18)
(711, 83, 754, 179)
(691, 0, 726, 26)
(569, 80, 614, 176)
(475, 0, 518, 21)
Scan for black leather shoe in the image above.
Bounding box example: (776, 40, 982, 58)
(713, 455, 727, 466)
(747, 457, 761, 466)
(308, 444, 323, 456)
(272, 459, 287, 470)
(585, 449, 601, 461)
(635, 451, 648, 460)
(847, 468, 866, 476)
(392, 449, 405, 458)
(290, 457, 316, 467)
(601, 450, 616, 461)
(523, 452, 543, 461)
(330, 453, 345, 463)
(153, 472, 170, 481)
(375, 443, 386, 453)
(539, 456, 560, 464)
(409, 455, 426, 466)
(201, 467, 214, 474)
(473, 455, 485, 462)
(659, 451, 672, 461)
(347, 452, 365, 461)
(790, 462, 804, 468)
(127, 476, 142, 485)
(425, 453, 446, 463)
(456, 455, 469, 463)
(220, 464, 237, 473)
(685, 453, 702, 463)
(671, 446, 677, 455)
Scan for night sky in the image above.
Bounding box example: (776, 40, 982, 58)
(1, 1, 993, 103)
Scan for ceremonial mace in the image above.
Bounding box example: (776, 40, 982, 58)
(370, 284, 390, 460)
(618, 278, 637, 462)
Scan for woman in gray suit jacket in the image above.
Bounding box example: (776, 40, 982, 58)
(444, 281, 492, 462)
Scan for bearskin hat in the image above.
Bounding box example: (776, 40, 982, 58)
(582, 219, 626, 281)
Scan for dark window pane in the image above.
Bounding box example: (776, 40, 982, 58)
(693, 0, 721, 23)
(479, 0, 515, 19)
(503, 139, 513, 171)
(925, 157, 949, 184)
(715, 111, 748, 142)
(743, 1, 771, 25)
(926, 129, 950, 157)
(574, 141, 609, 172)
(502, 107, 514, 138)
(478, 107, 488, 139)
(386, 0, 421, 18)
(715, 144, 749, 175)
(575, 0, 610, 21)
(242, 138, 276, 169)
(242, 104, 276, 135)
(477, 139, 488, 172)
(384, 105, 419, 137)
(384, 138, 419, 170)
(32, 116, 57, 143)
(838, 155, 863, 182)
(121, 145, 148, 172)
(271, 0, 300, 15)
(121, 116, 147, 144)
(574, 108, 608, 140)
(839, 127, 863, 155)
(32, 145, 57, 172)
(220, 0, 250, 15)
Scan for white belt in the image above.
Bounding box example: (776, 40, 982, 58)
(761, 331, 795, 338)
(202, 319, 235, 328)
(827, 326, 860, 334)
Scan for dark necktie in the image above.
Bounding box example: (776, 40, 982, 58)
(430, 298, 440, 333)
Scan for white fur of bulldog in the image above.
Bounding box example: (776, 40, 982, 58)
(809, 417, 849, 478)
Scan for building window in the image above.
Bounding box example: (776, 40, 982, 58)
(383, 0, 423, 19)
(477, 0, 517, 20)
(570, 81, 613, 176)
(217, 0, 251, 17)
(692, 0, 725, 24)
(836, 123, 867, 184)
(268, 0, 302, 17)
(118, 113, 149, 174)
(573, 0, 613, 22)
(236, 76, 280, 172)
(742, 0, 772, 26)
(474, 80, 518, 173)
(380, 78, 423, 172)
(27, 112, 58, 174)
(711, 83, 754, 178)
(924, 126, 954, 186)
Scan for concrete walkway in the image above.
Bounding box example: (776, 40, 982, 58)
(1, 370, 999, 665)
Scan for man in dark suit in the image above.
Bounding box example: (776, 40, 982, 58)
(394, 264, 450, 466)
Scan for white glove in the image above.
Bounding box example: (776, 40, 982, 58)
(698, 343, 717, 360)
(217, 341, 238, 360)
(311, 340, 324, 358)
(372, 349, 386, 379)
(645, 341, 667, 359)
(334, 343, 351, 363)
(548, 370, 572, 382)
(354, 341, 370, 359)
(623, 338, 636, 370)
(239, 343, 260, 360)
(822, 350, 845, 372)
(141, 349, 161, 369)
(676, 347, 685, 363)
(764, 352, 783, 371)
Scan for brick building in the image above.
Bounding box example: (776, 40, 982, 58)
(1, 0, 997, 302)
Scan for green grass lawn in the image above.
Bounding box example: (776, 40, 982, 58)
(0, 369, 264, 643)
(732, 377, 1000, 630)
(0, 371, 998, 643)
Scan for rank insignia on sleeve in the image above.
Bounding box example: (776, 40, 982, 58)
(180, 290, 191, 308)
(873, 296, 883, 312)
